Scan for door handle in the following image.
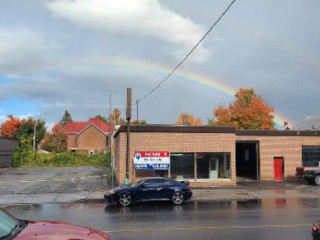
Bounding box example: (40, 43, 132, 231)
(156, 188, 162, 191)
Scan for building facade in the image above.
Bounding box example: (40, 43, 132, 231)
(236, 130, 320, 181)
(113, 125, 320, 187)
(65, 117, 114, 154)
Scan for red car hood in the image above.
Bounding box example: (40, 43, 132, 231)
(14, 220, 111, 240)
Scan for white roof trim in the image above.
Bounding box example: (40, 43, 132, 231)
(77, 123, 110, 136)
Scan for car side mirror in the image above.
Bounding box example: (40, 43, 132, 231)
(140, 183, 146, 188)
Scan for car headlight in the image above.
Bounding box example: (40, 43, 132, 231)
(108, 190, 115, 195)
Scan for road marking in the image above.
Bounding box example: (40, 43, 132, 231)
(0, 174, 109, 184)
(103, 223, 310, 233)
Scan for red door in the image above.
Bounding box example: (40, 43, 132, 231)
(274, 157, 283, 180)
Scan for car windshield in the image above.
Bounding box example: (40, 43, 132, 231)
(131, 180, 145, 187)
(0, 209, 20, 239)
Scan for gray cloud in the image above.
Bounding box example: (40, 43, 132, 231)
(293, 116, 320, 130)
(47, 0, 209, 63)
(0, 30, 54, 75)
(0, 0, 320, 127)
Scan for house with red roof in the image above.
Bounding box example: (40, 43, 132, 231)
(64, 117, 114, 154)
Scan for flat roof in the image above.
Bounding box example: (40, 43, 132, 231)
(114, 125, 235, 137)
(114, 125, 320, 137)
(236, 130, 320, 136)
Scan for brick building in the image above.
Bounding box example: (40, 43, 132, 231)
(65, 117, 114, 154)
(113, 125, 320, 187)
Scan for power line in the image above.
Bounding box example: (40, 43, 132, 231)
(136, 0, 238, 104)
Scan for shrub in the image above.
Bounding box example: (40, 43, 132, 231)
(13, 138, 34, 167)
(14, 150, 110, 168)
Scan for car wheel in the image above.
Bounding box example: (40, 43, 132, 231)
(315, 176, 320, 186)
(119, 193, 132, 207)
(172, 191, 184, 205)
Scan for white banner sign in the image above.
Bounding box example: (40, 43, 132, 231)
(134, 151, 170, 170)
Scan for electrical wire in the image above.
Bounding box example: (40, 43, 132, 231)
(136, 0, 238, 104)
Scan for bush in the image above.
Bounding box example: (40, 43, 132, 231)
(14, 150, 111, 168)
(13, 138, 34, 167)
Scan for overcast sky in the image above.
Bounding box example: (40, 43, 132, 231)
(0, 0, 320, 129)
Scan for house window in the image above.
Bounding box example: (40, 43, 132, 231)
(302, 146, 320, 167)
(170, 153, 194, 180)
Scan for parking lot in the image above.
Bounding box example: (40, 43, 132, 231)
(0, 167, 320, 204)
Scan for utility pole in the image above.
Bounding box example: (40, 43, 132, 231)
(33, 121, 37, 152)
(125, 88, 132, 185)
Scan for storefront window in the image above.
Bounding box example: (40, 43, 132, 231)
(302, 146, 320, 167)
(197, 153, 230, 179)
(135, 152, 231, 181)
(155, 170, 168, 177)
(170, 153, 194, 179)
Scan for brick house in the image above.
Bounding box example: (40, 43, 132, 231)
(65, 117, 114, 154)
(113, 125, 320, 187)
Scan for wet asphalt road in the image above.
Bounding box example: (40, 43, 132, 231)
(2, 198, 319, 240)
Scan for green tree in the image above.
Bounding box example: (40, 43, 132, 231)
(13, 137, 34, 167)
(60, 110, 73, 126)
(95, 114, 108, 122)
(0, 115, 46, 145)
(207, 118, 215, 126)
(212, 88, 275, 129)
(17, 118, 46, 149)
(1, 116, 47, 167)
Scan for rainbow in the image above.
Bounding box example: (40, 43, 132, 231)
(7, 57, 289, 127)
(101, 58, 288, 128)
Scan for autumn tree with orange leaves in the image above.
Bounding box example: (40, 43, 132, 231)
(40, 123, 67, 152)
(131, 119, 147, 124)
(0, 115, 23, 138)
(211, 88, 274, 129)
(108, 108, 126, 125)
(176, 113, 203, 126)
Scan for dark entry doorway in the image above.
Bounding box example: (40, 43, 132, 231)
(236, 142, 260, 180)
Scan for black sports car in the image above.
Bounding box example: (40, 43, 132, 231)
(313, 219, 320, 240)
(104, 177, 192, 206)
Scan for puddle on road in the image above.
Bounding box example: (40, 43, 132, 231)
(2, 198, 320, 233)
(3, 198, 320, 216)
